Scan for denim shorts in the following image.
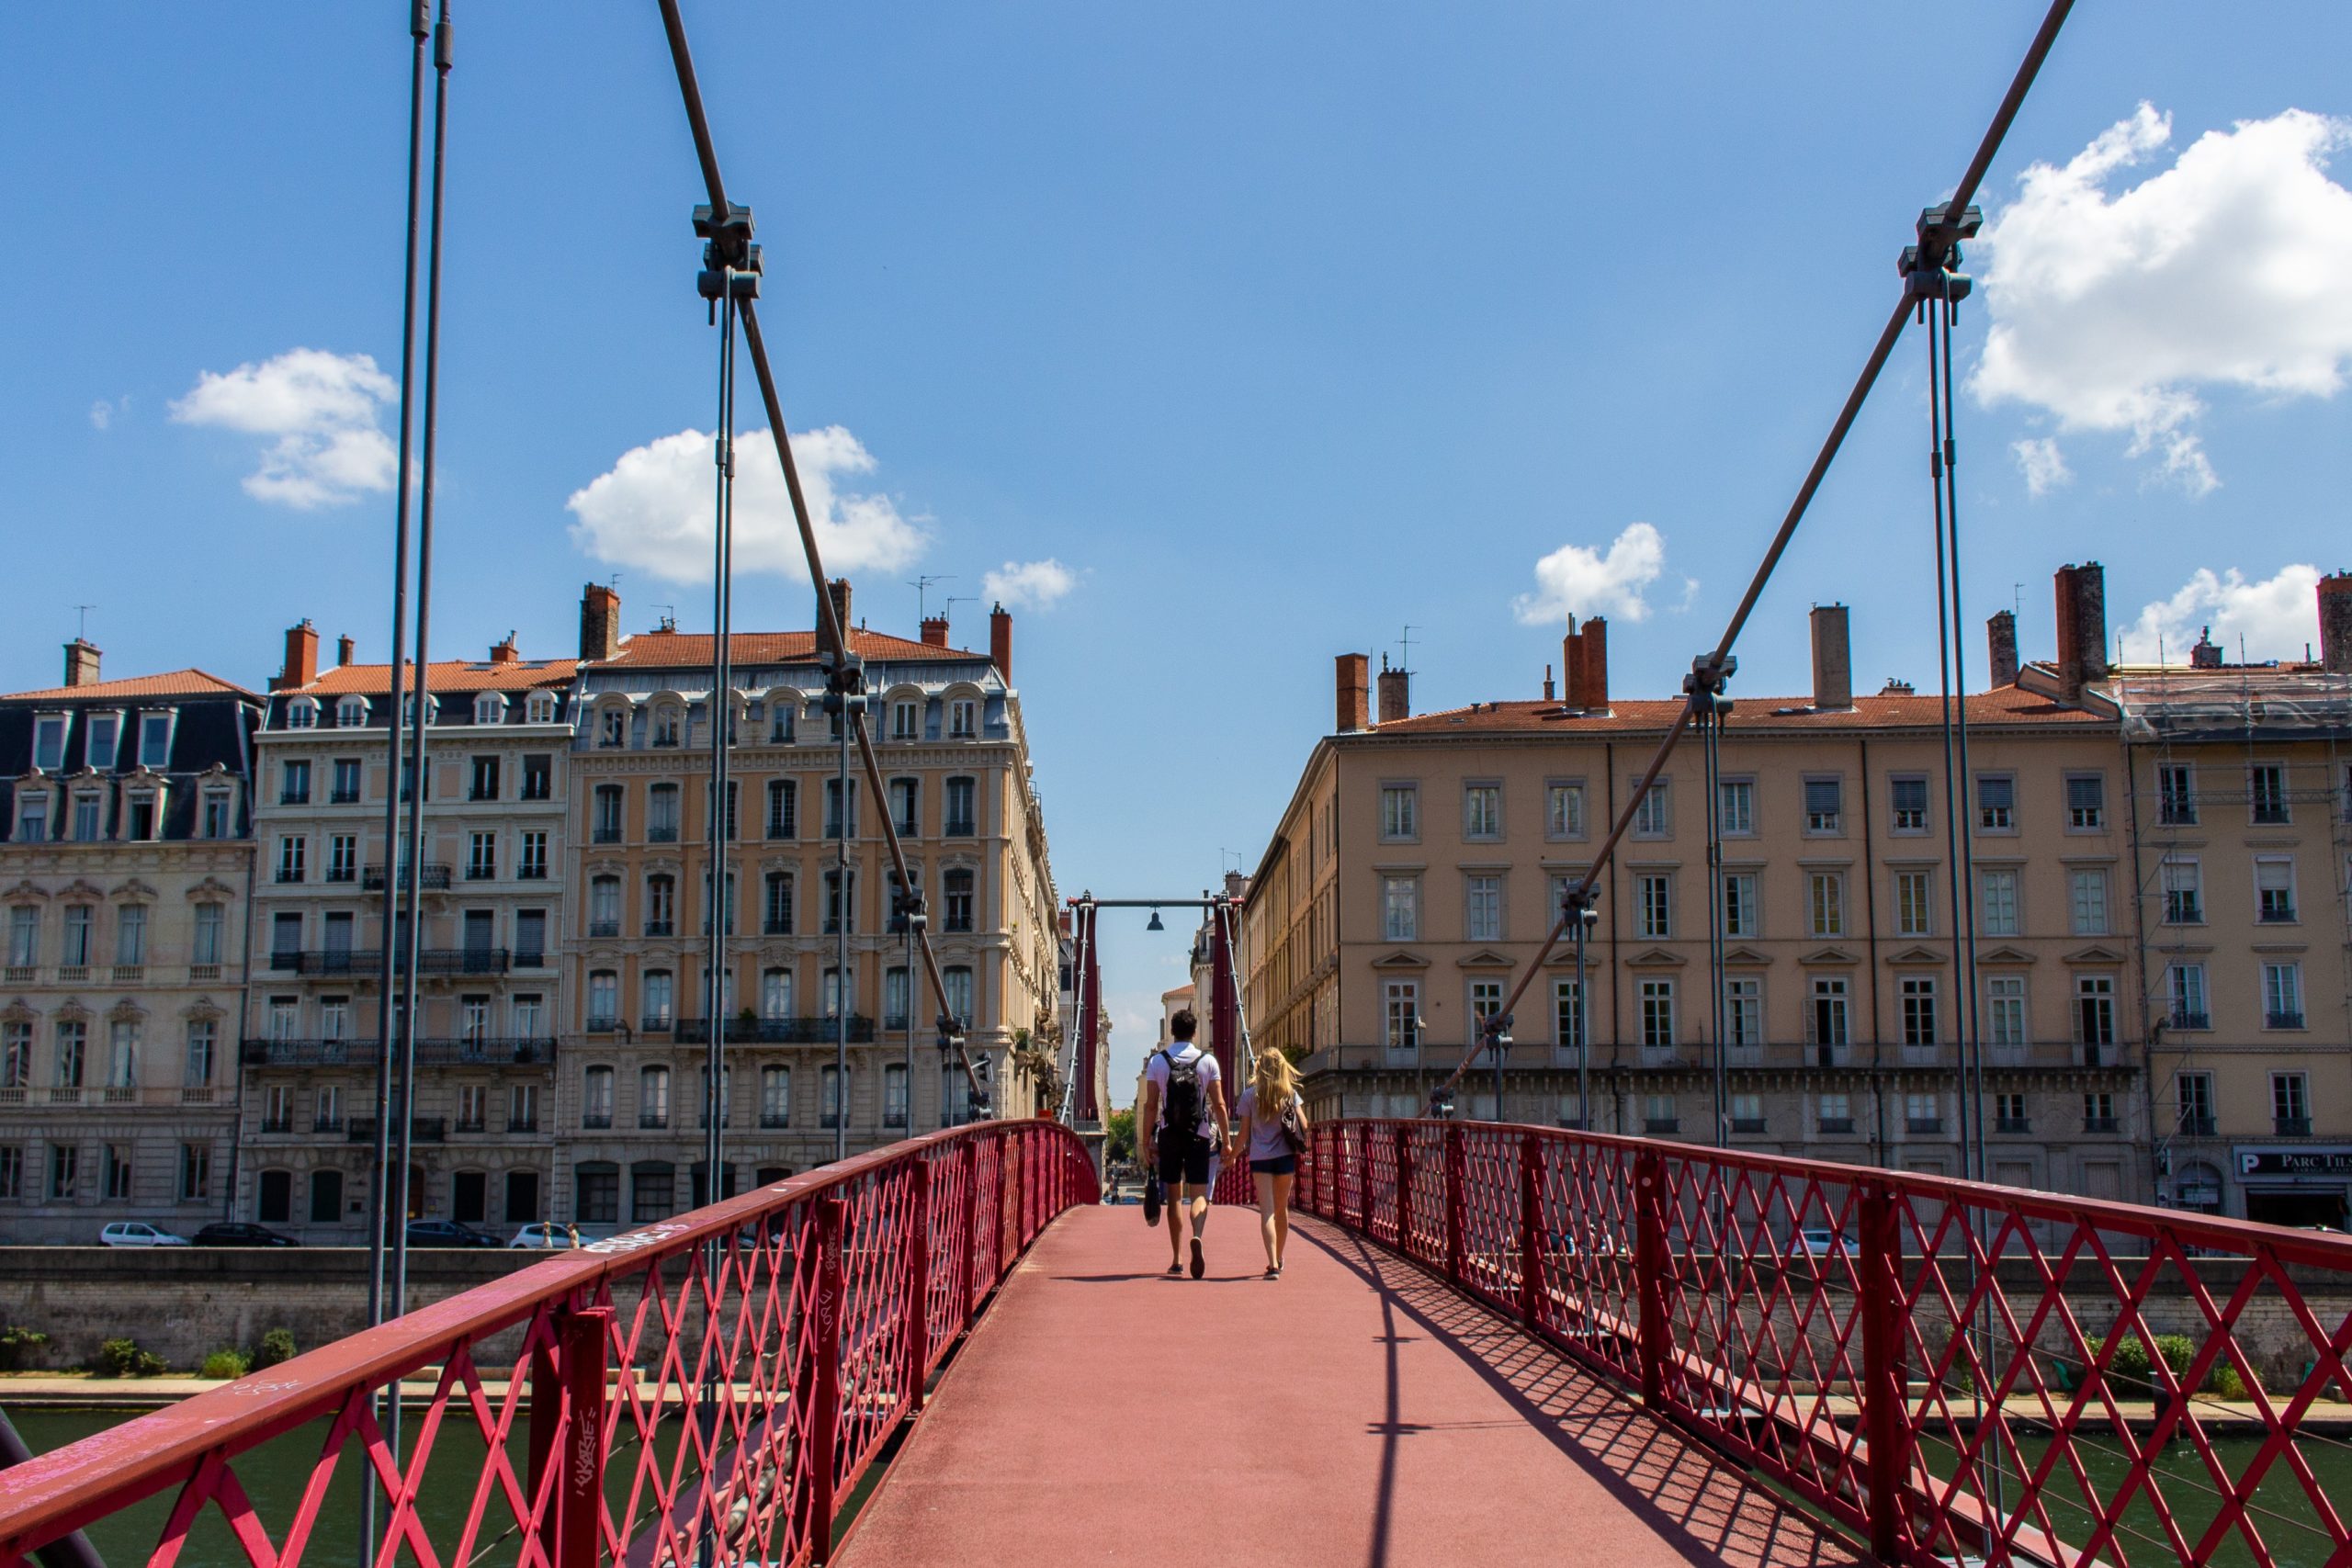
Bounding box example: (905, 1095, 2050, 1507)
(1250, 1154, 1298, 1177)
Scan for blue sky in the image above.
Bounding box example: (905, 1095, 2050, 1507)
(6, 4, 2350, 1091)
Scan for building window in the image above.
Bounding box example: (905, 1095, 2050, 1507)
(182, 1021, 215, 1089)
(1729, 1093, 1764, 1135)
(105, 1145, 133, 1201)
(890, 777, 919, 836)
(588, 880, 621, 939)
(518, 830, 548, 881)
(2167, 964, 2209, 1029)
(1724, 976, 1761, 1048)
(585, 971, 619, 1033)
(639, 1066, 672, 1128)
(1803, 777, 1842, 834)
(641, 971, 675, 1032)
(116, 906, 147, 967)
(824, 780, 857, 840)
(2161, 858, 2202, 923)
(763, 873, 794, 937)
(1635, 873, 1671, 939)
(1900, 976, 1938, 1046)
(1554, 979, 1582, 1056)
(1890, 776, 1928, 833)
(1644, 1095, 1679, 1134)
(1986, 975, 2026, 1047)
(1717, 778, 1754, 836)
(2068, 869, 2109, 935)
(2075, 976, 2117, 1054)
(0, 1024, 28, 1089)
(2262, 963, 2303, 1029)
(62, 907, 93, 968)
(943, 965, 974, 1027)
(1894, 871, 1932, 937)
(883, 1063, 909, 1129)
(1810, 977, 1849, 1050)
(1463, 784, 1502, 840)
(468, 831, 497, 881)
(2249, 762, 2289, 824)
(944, 868, 976, 932)
(1464, 875, 1502, 942)
(512, 992, 544, 1039)
(1976, 774, 2016, 831)
(884, 966, 910, 1030)
(85, 714, 119, 767)
(1808, 873, 1844, 938)
(5, 907, 34, 969)
(890, 700, 919, 740)
(647, 784, 681, 841)
(454, 1085, 487, 1133)
(1818, 1092, 1852, 1134)
(71, 795, 102, 842)
(950, 699, 978, 739)
(1632, 779, 1670, 838)
(2271, 1072, 2310, 1134)
(823, 870, 855, 935)
(2255, 857, 2296, 923)
(1722, 872, 1756, 937)
(631, 1163, 676, 1222)
(2083, 1091, 2118, 1134)
(1639, 979, 1675, 1049)
(762, 778, 798, 840)
(261, 1085, 295, 1138)
(1383, 981, 1419, 1056)
(1979, 869, 2018, 936)
(582, 1066, 615, 1128)
(822, 1064, 851, 1129)
(1381, 876, 1418, 942)
(2157, 763, 2196, 826)
(1544, 783, 1583, 840)
(1905, 1093, 1941, 1135)
(279, 758, 312, 806)
(2176, 1073, 2214, 1136)
(469, 754, 500, 802)
(944, 777, 977, 836)
(644, 875, 676, 937)
(1995, 1092, 2030, 1134)
(1381, 784, 1419, 841)
(15, 793, 51, 842)
(520, 751, 552, 798)
(709, 779, 739, 841)
(32, 716, 65, 772)
(277, 836, 307, 885)
(2065, 773, 2106, 829)
(1467, 979, 1505, 1043)
(138, 713, 173, 767)
(49, 1145, 78, 1200)
(761, 1065, 791, 1128)
(769, 702, 797, 743)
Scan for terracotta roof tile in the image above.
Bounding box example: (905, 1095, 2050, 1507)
(0, 669, 256, 704)
(599, 629, 979, 668)
(299, 659, 580, 696)
(1363, 686, 2099, 738)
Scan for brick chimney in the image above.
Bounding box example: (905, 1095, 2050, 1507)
(2053, 562, 2108, 702)
(1574, 616, 1610, 713)
(2318, 570, 2352, 674)
(920, 614, 950, 649)
(989, 603, 1013, 683)
(1335, 653, 1370, 733)
(580, 582, 621, 662)
(336, 634, 356, 667)
(1375, 657, 1410, 724)
(1542, 663, 1555, 702)
(1809, 604, 1852, 712)
(1985, 610, 2018, 688)
(62, 638, 101, 689)
(2189, 626, 2222, 669)
(816, 579, 853, 661)
(272, 620, 320, 692)
(490, 633, 520, 664)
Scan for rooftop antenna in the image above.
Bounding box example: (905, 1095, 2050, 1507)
(73, 605, 96, 640)
(654, 603, 678, 633)
(1219, 847, 1244, 874)
(909, 574, 955, 620)
(943, 594, 978, 628)
(1397, 624, 1419, 673)
(2012, 582, 2023, 622)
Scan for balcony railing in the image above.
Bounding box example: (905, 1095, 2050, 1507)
(517, 865, 548, 881)
(1816, 1117, 1856, 1134)
(588, 920, 620, 939)
(760, 1112, 789, 1129)
(675, 1015, 876, 1044)
(362, 864, 452, 891)
(641, 1015, 674, 1033)
(346, 1116, 446, 1145)
(2167, 1008, 2210, 1030)
(329, 787, 362, 805)
(2083, 1116, 2121, 1134)
(1644, 1117, 1679, 1134)
(644, 921, 674, 937)
(1728, 1117, 1767, 1135)
(2177, 1115, 2217, 1137)
(1906, 1117, 1945, 1134)
(585, 1017, 618, 1034)
(648, 827, 680, 843)
(1996, 1116, 2032, 1134)
(2277, 1115, 2313, 1136)
(592, 826, 624, 844)
(2267, 1010, 2306, 1030)
(242, 1037, 556, 1067)
(582, 1111, 613, 1129)
(281, 948, 513, 976)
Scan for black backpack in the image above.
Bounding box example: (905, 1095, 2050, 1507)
(1159, 1049, 1204, 1144)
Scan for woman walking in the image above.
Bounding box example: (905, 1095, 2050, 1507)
(1231, 1048, 1309, 1278)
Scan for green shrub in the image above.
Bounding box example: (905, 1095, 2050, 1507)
(253, 1328, 298, 1370)
(2208, 1365, 2249, 1400)
(94, 1338, 168, 1378)
(199, 1348, 251, 1381)
(0, 1324, 51, 1371)
(2152, 1334, 2197, 1384)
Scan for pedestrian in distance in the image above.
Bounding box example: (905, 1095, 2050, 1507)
(1138, 1009, 1228, 1279)
(1232, 1046, 1309, 1278)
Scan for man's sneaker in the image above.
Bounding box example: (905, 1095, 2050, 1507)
(1190, 1237, 1204, 1280)
(1142, 1177, 1162, 1226)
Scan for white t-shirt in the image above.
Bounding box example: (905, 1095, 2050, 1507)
(1145, 1043, 1220, 1138)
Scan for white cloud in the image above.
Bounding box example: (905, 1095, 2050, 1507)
(2120, 562, 2323, 663)
(2011, 436, 2071, 497)
(169, 348, 398, 508)
(88, 400, 116, 432)
(1972, 104, 2352, 496)
(981, 558, 1078, 611)
(1511, 522, 1670, 625)
(566, 423, 925, 585)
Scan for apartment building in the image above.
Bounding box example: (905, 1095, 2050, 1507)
(237, 623, 579, 1241)
(0, 644, 260, 1242)
(1243, 594, 2151, 1200)
(557, 583, 1060, 1230)
(2092, 570, 2352, 1226)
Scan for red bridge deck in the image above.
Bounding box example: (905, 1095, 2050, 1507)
(841, 1206, 1866, 1568)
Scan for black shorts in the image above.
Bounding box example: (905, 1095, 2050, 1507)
(1250, 1155, 1297, 1178)
(1154, 1128, 1213, 1187)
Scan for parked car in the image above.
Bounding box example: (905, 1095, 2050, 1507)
(1797, 1227, 1851, 1257)
(404, 1219, 500, 1248)
(99, 1221, 189, 1248)
(508, 1222, 582, 1250)
(192, 1222, 300, 1248)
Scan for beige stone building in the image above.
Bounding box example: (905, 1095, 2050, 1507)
(1243, 591, 2155, 1199)
(557, 585, 1060, 1230)
(237, 624, 579, 1241)
(0, 646, 260, 1243)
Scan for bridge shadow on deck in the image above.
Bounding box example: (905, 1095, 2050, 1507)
(838, 1208, 1867, 1568)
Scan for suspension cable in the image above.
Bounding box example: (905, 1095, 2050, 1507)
(703, 268, 739, 1203)
(1430, 0, 2075, 1111)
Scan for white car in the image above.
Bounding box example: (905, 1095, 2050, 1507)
(1797, 1227, 1849, 1258)
(509, 1222, 582, 1250)
(100, 1221, 189, 1248)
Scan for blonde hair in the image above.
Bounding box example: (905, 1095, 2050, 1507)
(1248, 1048, 1300, 1119)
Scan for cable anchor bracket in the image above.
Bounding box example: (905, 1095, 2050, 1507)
(1901, 201, 1980, 310)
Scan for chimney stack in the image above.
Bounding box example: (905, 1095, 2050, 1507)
(1543, 663, 1555, 703)
(336, 635, 356, 667)
(989, 603, 1013, 682)
(1809, 604, 1852, 712)
(62, 638, 101, 690)
(272, 620, 319, 693)
(1575, 616, 1610, 713)
(580, 582, 621, 662)
(2053, 561, 2109, 701)
(920, 614, 950, 649)
(2318, 571, 2352, 674)
(816, 579, 854, 661)
(1375, 656, 1410, 724)
(1335, 653, 1370, 733)
(1985, 610, 2018, 688)
(490, 633, 520, 664)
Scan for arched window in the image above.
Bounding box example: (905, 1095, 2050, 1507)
(640, 971, 673, 1031)
(645, 875, 676, 936)
(763, 872, 793, 935)
(257, 1168, 293, 1224)
(582, 1064, 615, 1127)
(587, 971, 618, 1032)
(474, 694, 504, 725)
(639, 1065, 671, 1127)
(286, 699, 319, 730)
(588, 879, 620, 937)
(652, 706, 682, 748)
(337, 697, 368, 727)
(599, 705, 628, 748)
(944, 868, 976, 932)
(821, 1063, 851, 1130)
(526, 692, 557, 724)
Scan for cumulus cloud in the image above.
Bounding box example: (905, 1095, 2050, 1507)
(2011, 436, 2071, 497)
(169, 348, 398, 508)
(567, 423, 924, 585)
(981, 558, 1078, 611)
(2119, 562, 2323, 663)
(1512, 522, 1671, 625)
(1972, 104, 2352, 496)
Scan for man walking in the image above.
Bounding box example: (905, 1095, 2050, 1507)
(1138, 1010, 1227, 1279)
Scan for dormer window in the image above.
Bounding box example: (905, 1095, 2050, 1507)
(337, 696, 368, 727)
(85, 714, 120, 770)
(401, 694, 436, 728)
(652, 707, 682, 748)
(891, 701, 919, 740)
(949, 699, 977, 739)
(526, 693, 557, 724)
(286, 699, 319, 730)
(32, 716, 65, 772)
(127, 793, 158, 840)
(138, 713, 174, 768)
(71, 795, 104, 842)
(770, 704, 796, 743)
(599, 707, 627, 748)
(14, 794, 49, 843)
(474, 694, 504, 725)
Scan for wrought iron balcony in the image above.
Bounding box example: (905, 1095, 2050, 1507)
(648, 826, 680, 843)
(243, 1037, 555, 1067)
(1996, 1117, 2032, 1134)
(1907, 1117, 1945, 1134)
(2276, 1115, 2312, 1136)
(593, 826, 624, 844)
(2267, 1010, 2305, 1030)
(2083, 1116, 2121, 1134)
(588, 920, 620, 939)
(1644, 1117, 1679, 1134)
(363, 864, 452, 891)
(347, 1116, 446, 1144)
(1817, 1118, 1855, 1134)
(1728, 1117, 1767, 1135)
(282, 948, 511, 976)
(675, 1015, 876, 1044)
(2168, 1009, 2210, 1031)
(2177, 1115, 2217, 1137)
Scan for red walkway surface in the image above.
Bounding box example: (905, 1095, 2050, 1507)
(839, 1206, 1869, 1568)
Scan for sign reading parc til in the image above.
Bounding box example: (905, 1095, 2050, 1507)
(2237, 1147, 2352, 1179)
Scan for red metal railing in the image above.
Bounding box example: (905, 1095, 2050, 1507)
(1306, 1120, 2352, 1568)
(0, 1122, 1096, 1568)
